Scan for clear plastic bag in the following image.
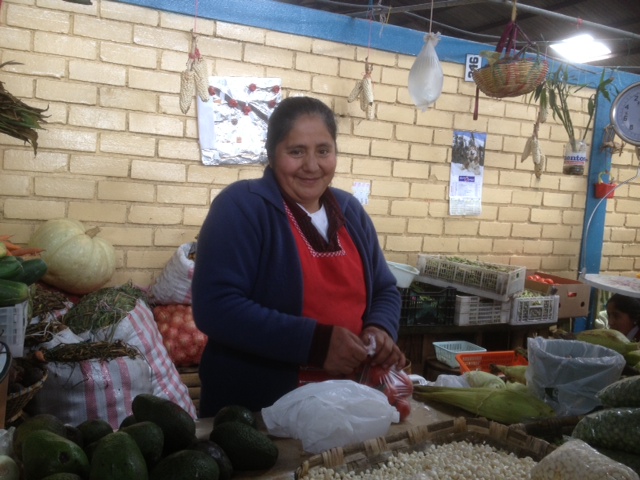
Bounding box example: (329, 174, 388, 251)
(358, 364, 414, 421)
(261, 380, 399, 454)
(526, 337, 626, 416)
(531, 439, 639, 480)
(408, 32, 443, 111)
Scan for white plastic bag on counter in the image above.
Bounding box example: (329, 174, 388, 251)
(526, 337, 625, 416)
(262, 380, 399, 454)
(408, 32, 443, 111)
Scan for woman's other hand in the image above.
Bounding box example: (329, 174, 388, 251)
(361, 326, 406, 370)
(323, 326, 369, 375)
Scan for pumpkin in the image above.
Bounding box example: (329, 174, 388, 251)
(28, 218, 116, 295)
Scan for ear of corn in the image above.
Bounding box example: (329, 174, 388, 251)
(577, 329, 639, 356)
(490, 364, 528, 385)
(413, 386, 556, 425)
(521, 136, 533, 162)
(465, 370, 505, 389)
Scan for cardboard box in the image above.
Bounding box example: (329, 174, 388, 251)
(525, 272, 590, 318)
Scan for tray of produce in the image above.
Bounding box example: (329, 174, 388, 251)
(416, 254, 526, 301)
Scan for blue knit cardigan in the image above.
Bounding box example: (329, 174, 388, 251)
(192, 167, 401, 416)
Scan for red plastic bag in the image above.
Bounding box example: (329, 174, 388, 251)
(358, 364, 414, 421)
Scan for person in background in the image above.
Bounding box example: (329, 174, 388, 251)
(192, 96, 405, 417)
(606, 293, 640, 341)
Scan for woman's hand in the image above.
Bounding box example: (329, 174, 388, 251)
(323, 326, 369, 376)
(360, 326, 406, 370)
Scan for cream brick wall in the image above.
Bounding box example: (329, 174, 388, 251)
(0, 0, 638, 289)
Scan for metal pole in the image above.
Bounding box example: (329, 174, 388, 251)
(486, 0, 640, 43)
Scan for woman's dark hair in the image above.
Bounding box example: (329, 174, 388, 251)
(265, 96, 337, 164)
(607, 293, 640, 324)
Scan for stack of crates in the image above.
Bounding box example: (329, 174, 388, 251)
(412, 255, 559, 326)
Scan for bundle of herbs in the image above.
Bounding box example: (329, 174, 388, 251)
(0, 61, 48, 154)
(62, 282, 149, 337)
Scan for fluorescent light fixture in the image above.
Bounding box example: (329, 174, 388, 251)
(550, 34, 611, 63)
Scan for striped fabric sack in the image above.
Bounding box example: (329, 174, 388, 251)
(29, 301, 197, 429)
(27, 328, 155, 429)
(80, 299, 197, 419)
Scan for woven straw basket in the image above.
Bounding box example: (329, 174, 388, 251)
(295, 416, 556, 479)
(473, 58, 549, 98)
(6, 359, 48, 424)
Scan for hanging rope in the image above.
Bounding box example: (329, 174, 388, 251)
(179, 0, 210, 114)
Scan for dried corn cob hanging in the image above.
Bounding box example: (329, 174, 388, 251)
(179, 33, 210, 114)
(348, 60, 374, 120)
(521, 106, 546, 179)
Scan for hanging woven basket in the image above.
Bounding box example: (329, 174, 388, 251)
(473, 57, 549, 99)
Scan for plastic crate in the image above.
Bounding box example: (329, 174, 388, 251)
(510, 293, 559, 325)
(456, 350, 529, 373)
(399, 282, 456, 326)
(454, 295, 510, 326)
(416, 255, 526, 301)
(433, 341, 486, 368)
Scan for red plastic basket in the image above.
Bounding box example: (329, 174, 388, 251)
(456, 350, 528, 373)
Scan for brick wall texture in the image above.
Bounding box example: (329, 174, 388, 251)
(1, 0, 638, 288)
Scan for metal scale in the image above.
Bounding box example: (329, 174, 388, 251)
(580, 82, 640, 298)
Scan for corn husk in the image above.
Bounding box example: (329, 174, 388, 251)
(465, 370, 505, 389)
(577, 329, 639, 356)
(413, 385, 556, 425)
(490, 364, 528, 385)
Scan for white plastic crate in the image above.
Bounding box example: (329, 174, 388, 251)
(416, 255, 526, 301)
(0, 300, 29, 357)
(454, 295, 510, 326)
(510, 293, 559, 325)
(433, 340, 486, 368)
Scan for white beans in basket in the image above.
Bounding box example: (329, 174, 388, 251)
(302, 440, 538, 480)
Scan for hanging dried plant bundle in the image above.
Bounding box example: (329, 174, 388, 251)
(36, 339, 141, 363)
(62, 281, 148, 336)
(0, 62, 48, 154)
(179, 34, 210, 114)
(179, 69, 196, 114)
(348, 61, 375, 120)
(521, 106, 546, 179)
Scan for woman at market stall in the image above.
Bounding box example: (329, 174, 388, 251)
(606, 293, 640, 341)
(192, 96, 405, 417)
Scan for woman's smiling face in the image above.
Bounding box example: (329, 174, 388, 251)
(272, 114, 337, 213)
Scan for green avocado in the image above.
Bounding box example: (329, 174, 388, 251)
(131, 394, 196, 456)
(209, 421, 278, 472)
(22, 430, 90, 480)
(149, 450, 219, 480)
(88, 431, 148, 480)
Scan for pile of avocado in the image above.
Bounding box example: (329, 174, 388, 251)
(6, 394, 279, 480)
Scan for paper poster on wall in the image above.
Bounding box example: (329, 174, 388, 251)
(449, 130, 486, 216)
(197, 77, 282, 165)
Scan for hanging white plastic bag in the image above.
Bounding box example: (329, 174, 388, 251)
(408, 32, 443, 111)
(262, 380, 399, 454)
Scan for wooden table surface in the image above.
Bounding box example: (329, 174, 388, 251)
(196, 398, 457, 480)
